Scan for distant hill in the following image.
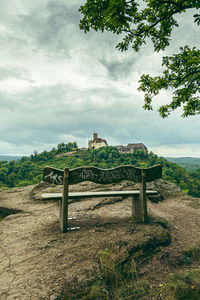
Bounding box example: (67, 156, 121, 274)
(1, 143, 200, 197)
(165, 157, 200, 171)
(0, 155, 22, 162)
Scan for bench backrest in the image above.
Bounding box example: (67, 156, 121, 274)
(43, 165, 162, 185)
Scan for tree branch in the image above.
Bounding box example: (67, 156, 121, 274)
(124, 4, 193, 38)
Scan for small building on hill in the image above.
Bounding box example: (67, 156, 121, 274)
(88, 133, 108, 150)
(116, 143, 147, 153)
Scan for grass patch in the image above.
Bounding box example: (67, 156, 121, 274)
(160, 269, 200, 300)
(61, 242, 200, 299)
(77, 247, 151, 300)
(70, 265, 200, 300)
(166, 242, 200, 268)
(184, 242, 200, 262)
(60, 225, 170, 299)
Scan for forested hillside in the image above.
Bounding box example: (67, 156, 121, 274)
(0, 143, 200, 198)
(166, 157, 200, 171)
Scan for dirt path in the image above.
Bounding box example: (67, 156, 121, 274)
(0, 185, 199, 299)
(150, 196, 200, 248)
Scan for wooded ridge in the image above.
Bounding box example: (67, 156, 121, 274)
(0, 143, 200, 198)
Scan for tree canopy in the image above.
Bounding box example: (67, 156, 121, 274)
(79, 0, 200, 117)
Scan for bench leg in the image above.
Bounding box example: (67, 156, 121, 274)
(139, 169, 148, 223)
(132, 195, 141, 222)
(59, 168, 69, 233)
(132, 170, 148, 224)
(132, 195, 148, 223)
(59, 169, 80, 232)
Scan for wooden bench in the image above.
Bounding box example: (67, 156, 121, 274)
(42, 165, 162, 232)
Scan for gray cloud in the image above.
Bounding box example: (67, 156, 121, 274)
(0, 66, 33, 82)
(100, 56, 136, 80)
(15, 0, 82, 57)
(1, 82, 200, 155)
(0, 1, 199, 156)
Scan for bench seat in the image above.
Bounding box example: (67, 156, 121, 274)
(42, 190, 158, 201)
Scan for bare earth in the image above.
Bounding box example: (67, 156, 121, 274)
(0, 182, 200, 299)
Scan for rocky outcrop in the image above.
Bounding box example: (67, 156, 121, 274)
(146, 179, 182, 198)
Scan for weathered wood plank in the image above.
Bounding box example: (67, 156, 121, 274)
(59, 168, 69, 233)
(132, 195, 140, 220)
(139, 169, 148, 223)
(43, 165, 162, 185)
(146, 165, 162, 182)
(42, 190, 158, 200)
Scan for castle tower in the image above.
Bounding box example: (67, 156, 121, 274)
(88, 133, 108, 149)
(93, 133, 98, 141)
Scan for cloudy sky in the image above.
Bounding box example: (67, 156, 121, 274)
(0, 0, 200, 157)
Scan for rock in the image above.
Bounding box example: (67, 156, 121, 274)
(142, 179, 182, 198)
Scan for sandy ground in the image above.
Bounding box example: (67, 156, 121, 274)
(0, 183, 200, 299)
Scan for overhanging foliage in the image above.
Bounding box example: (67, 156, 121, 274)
(79, 0, 200, 117)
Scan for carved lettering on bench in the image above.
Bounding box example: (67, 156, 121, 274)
(79, 169, 99, 181)
(43, 165, 162, 185)
(43, 167, 63, 185)
(44, 171, 63, 185)
(69, 166, 142, 184)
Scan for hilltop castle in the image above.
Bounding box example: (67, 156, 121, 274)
(115, 143, 147, 153)
(88, 133, 108, 149)
(88, 133, 147, 153)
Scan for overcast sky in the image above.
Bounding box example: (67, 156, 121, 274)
(0, 0, 200, 157)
